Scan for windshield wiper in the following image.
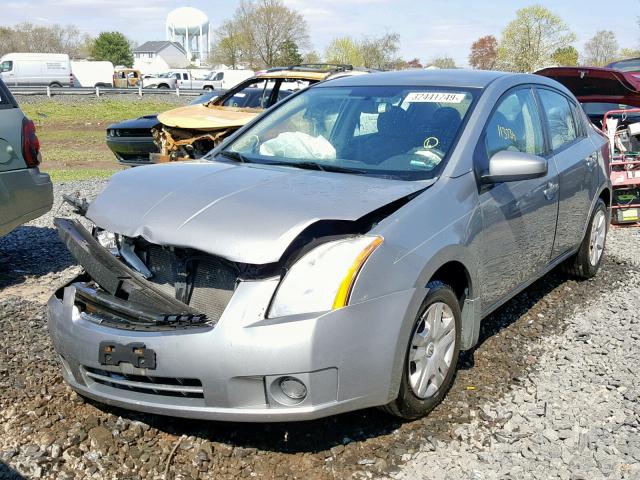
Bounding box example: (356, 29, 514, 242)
(264, 160, 368, 174)
(218, 150, 250, 163)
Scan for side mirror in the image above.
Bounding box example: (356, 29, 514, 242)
(481, 150, 548, 183)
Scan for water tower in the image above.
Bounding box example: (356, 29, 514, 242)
(166, 7, 210, 62)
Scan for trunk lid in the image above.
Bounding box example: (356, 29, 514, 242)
(535, 67, 640, 107)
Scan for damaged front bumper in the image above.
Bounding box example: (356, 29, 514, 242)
(48, 220, 417, 421)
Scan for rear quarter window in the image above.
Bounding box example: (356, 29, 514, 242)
(0, 80, 18, 109)
(538, 89, 578, 151)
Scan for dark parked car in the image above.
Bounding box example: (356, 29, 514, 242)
(105, 93, 220, 167)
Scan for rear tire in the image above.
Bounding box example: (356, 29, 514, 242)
(204, 86, 214, 91)
(158, 84, 170, 89)
(381, 281, 461, 419)
(49, 82, 62, 88)
(562, 199, 608, 279)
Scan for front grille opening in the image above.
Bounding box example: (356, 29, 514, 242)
(84, 366, 204, 399)
(141, 245, 239, 322)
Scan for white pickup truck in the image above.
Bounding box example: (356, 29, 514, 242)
(143, 69, 255, 91)
(143, 70, 217, 90)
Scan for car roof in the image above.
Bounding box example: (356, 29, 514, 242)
(316, 69, 511, 89)
(257, 70, 330, 81)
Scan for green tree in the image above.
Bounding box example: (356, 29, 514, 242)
(583, 30, 619, 66)
(210, 19, 250, 68)
(275, 39, 303, 66)
(90, 32, 133, 67)
(324, 37, 364, 66)
(496, 5, 576, 72)
(428, 56, 456, 69)
(552, 46, 579, 66)
(324, 32, 401, 69)
(302, 51, 321, 64)
(237, 0, 309, 68)
(618, 47, 640, 60)
(359, 32, 401, 70)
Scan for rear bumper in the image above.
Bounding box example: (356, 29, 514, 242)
(47, 280, 415, 422)
(106, 136, 157, 166)
(0, 167, 53, 237)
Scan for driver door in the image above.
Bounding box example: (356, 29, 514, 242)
(477, 87, 560, 311)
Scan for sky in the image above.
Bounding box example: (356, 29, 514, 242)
(3, 0, 640, 66)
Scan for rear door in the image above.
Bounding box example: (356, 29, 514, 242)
(477, 86, 560, 310)
(536, 87, 598, 257)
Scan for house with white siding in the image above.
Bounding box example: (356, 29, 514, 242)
(133, 41, 188, 75)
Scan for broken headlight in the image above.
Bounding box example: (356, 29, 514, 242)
(269, 236, 383, 317)
(95, 229, 120, 256)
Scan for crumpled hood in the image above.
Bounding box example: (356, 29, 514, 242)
(87, 161, 430, 264)
(157, 104, 259, 130)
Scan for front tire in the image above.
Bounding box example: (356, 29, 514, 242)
(381, 281, 461, 419)
(563, 198, 608, 279)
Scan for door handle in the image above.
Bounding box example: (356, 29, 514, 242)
(585, 153, 597, 171)
(543, 181, 559, 200)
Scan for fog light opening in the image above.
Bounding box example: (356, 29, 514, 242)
(279, 376, 307, 401)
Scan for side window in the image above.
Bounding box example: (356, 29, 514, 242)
(183, 73, 188, 80)
(214, 72, 224, 81)
(538, 89, 578, 150)
(0, 82, 12, 106)
(570, 101, 587, 137)
(0, 61, 12, 73)
(485, 88, 545, 159)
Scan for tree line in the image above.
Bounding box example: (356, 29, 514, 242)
(210, 1, 640, 71)
(1, 2, 639, 72)
(469, 5, 640, 71)
(0, 23, 134, 67)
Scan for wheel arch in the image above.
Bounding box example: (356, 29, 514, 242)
(418, 251, 481, 352)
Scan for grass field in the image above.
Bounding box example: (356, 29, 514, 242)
(20, 98, 184, 182)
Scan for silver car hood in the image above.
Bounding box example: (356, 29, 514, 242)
(87, 161, 430, 264)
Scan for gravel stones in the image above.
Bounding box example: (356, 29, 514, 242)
(1, 182, 639, 479)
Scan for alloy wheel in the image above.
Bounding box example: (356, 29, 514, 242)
(589, 210, 606, 267)
(407, 301, 457, 399)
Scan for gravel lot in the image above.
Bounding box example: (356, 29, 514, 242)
(1, 180, 639, 479)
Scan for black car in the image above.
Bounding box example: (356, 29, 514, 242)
(106, 114, 161, 166)
(106, 93, 221, 167)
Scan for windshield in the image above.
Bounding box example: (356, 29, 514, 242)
(220, 85, 476, 180)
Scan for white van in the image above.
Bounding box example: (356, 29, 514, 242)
(0, 53, 72, 87)
(71, 60, 114, 87)
(208, 69, 255, 90)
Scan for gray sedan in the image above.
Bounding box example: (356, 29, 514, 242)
(48, 70, 610, 421)
(0, 79, 52, 238)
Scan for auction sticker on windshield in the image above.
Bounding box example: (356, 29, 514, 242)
(405, 92, 466, 103)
